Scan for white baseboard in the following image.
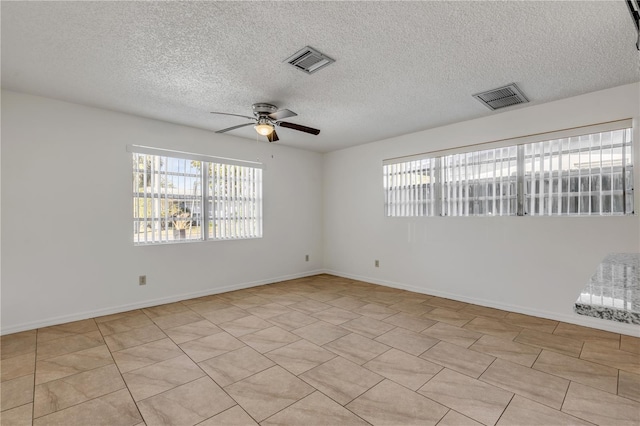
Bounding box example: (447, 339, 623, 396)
(1, 269, 325, 335)
(322, 269, 640, 337)
(5, 268, 638, 337)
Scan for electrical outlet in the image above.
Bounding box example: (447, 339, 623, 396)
(305, 254, 309, 262)
(375, 260, 379, 267)
(139, 275, 146, 286)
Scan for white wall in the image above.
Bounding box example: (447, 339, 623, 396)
(1, 90, 324, 334)
(323, 83, 640, 335)
(3, 84, 639, 336)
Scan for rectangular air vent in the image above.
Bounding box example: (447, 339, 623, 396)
(285, 46, 334, 74)
(473, 83, 529, 111)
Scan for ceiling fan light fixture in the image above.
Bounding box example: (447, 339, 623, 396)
(254, 123, 274, 136)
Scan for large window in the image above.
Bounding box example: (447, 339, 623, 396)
(383, 123, 634, 217)
(131, 146, 262, 245)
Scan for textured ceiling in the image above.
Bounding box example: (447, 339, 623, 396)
(2, 1, 639, 153)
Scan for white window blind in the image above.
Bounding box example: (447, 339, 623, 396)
(523, 128, 633, 215)
(384, 158, 437, 217)
(441, 147, 518, 216)
(130, 146, 262, 245)
(133, 153, 203, 244)
(209, 162, 263, 239)
(383, 121, 634, 218)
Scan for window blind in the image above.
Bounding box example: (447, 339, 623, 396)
(209, 163, 262, 240)
(130, 146, 263, 245)
(382, 120, 634, 218)
(441, 146, 518, 216)
(384, 158, 437, 217)
(523, 128, 633, 215)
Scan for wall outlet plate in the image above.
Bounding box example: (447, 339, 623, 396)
(375, 260, 379, 267)
(305, 254, 309, 262)
(139, 275, 146, 286)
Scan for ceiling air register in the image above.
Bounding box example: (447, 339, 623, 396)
(285, 46, 335, 74)
(473, 83, 529, 111)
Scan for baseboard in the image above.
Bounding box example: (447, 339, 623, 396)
(1, 269, 325, 335)
(322, 269, 640, 337)
(5, 268, 638, 337)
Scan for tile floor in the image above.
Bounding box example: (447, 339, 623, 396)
(1, 274, 639, 426)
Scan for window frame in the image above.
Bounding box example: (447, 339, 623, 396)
(129, 145, 263, 245)
(383, 120, 634, 218)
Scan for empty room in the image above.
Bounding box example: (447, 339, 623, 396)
(1, 1, 639, 425)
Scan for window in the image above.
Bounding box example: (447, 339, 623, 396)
(207, 162, 263, 240)
(523, 128, 633, 215)
(384, 158, 437, 217)
(383, 122, 634, 217)
(131, 146, 262, 245)
(441, 147, 518, 217)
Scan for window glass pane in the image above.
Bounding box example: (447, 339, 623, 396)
(441, 147, 517, 216)
(522, 128, 633, 216)
(383, 158, 436, 217)
(133, 154, 202, 244)
(383, 126, 633, 218)
(133, 151, 262, 245)
(209, 164, 262, 239)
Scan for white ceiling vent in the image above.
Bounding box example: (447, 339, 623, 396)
(473, 83, 529, 111)
(285, 46, 334, 74)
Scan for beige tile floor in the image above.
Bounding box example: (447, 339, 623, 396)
(1, 274, 639, 425)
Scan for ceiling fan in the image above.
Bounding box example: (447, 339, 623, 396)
(211, 103, 320, 142)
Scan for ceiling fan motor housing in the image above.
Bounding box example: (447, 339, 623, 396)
(252, 103, 278, 117)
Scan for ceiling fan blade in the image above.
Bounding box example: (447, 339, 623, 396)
(210, 111, 255, 121)
(215, 122, 255, 134)
(267, 130, 279, 143)
(278, 121, 320, 135)
(268, 109, 297, 121)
